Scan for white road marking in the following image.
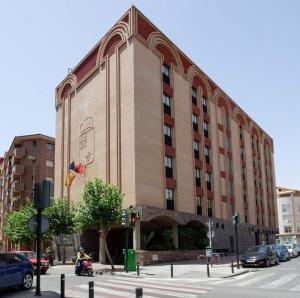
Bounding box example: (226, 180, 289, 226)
(95, 281, 201, 298)
(112, 276, 213, 290)
(209, 272, 255, 285)
(233, 273, 275, 287)
(106, 278, 207, 294)
(291, 283, 300, 292)
(79, 284, 157, 297)
(260, 273, 298, 289)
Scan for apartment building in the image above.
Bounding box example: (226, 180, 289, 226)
(0, 134, 55, 251)
(277, 187, 300, 244)
(55, 6, 278, 262)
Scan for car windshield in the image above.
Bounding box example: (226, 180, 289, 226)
(285, 244, 292, 249)
(270, 245, 278, 250)
(20, 252, 36, 259)
(246, 246, 267, 253)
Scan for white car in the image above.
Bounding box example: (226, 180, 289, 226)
(285, 244, 298, 258)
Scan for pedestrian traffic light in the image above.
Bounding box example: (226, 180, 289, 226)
(121, 211, 129, 227)
(232, 213, 240, 225)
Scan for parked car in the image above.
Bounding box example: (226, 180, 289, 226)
(240, 245, 279, 267)
(0, 253, 34, 290)
(284, 244, 298, 258)
(13, 251, 49, 274)
(270, 244, 290, 262)
(295, 243, 300, 256)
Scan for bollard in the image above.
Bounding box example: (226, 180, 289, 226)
(231, 260, 234, 274)
(136, 288, 143, 298)
(89, 281, 94, 298)
(60, 274, 65, 298)
(207, 262, 210, 278)
(137, 262, 140, 276)
(171, 263, 174, 278)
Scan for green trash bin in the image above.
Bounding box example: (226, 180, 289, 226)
(124, 249, 136, 272)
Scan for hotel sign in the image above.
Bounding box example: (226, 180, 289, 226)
(79, 116, 95, 166)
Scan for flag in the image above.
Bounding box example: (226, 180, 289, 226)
(69, 161, 76, 172)
(65, 171, 75, 187)
(75, 163, 85, 174)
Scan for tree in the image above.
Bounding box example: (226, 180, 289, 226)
(4, 202, 37, 246)
(76, 178, 123, 271)
(44, 198, 77, 264)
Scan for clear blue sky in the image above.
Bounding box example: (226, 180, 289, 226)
(0, 0, 299, 189)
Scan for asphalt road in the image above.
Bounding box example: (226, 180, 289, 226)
(1, 257, 300, 297)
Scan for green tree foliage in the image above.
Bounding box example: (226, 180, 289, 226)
(44, 198, 77, 263)
(179, 225, 208, 250)
(44, 198, 76, 237)
(4, 202, 36, 245)
(76, 178, 123, 270)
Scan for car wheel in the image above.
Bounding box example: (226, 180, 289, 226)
(21, 273, 33, 289)
(265, 258, 270, 267)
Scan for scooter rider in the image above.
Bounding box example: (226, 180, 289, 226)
(76, 247, 91, 273)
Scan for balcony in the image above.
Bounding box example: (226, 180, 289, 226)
(12, 181, 24, 193)
(13, 147, 25, 159)
(12, 164, 24, 179)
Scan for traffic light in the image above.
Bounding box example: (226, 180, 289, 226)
(130, 212, 136, 227)
(232, 213, 240, 225)
(121, 211, 129, 227)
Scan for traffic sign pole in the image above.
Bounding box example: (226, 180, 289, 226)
(35, 208, 42, 296)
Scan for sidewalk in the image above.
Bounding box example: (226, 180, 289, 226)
(86, 260, 249, 279)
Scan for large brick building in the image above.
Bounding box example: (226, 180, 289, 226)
(0, 134, 55, 251)
(55, 6, 278, 262)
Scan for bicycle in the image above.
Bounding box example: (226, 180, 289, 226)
(197, 253, 220, 267)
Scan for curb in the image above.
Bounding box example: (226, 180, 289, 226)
(222, 269, 250, 279)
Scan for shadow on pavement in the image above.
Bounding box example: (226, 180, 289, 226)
(0, 287, 60, 297)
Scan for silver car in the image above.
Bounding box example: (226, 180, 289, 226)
(284, 244, 298, 258)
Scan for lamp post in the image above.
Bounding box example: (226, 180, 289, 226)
(25, 156, 41, 296)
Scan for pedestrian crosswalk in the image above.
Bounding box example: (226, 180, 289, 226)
(66, 277, 211, 297)
(191, 270, 300, 292)
(65, 272, 300, 297)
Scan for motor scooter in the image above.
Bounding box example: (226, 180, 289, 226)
(75, 258, 93, 276)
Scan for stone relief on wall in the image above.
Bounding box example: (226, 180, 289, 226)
(79, 116, 95, 166)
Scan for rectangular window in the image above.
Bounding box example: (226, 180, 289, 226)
(164, 125, 172, 146)
(46, 160, 54, 167)
(195, 168, 201, 187)
(192, 88, 197, 106)
(203, 121, 209, 138)
(193, 141, 200, 159)
(202, 96, 207, 113)
(206, 172, 211, 191)
(162, 64, 170, 85)
(225, 115, 230, 129)
(196, 196, 202, 215)
(204, 146, 210, 164)
(282, 204, 291, 213)
(163, 94, 171, 115)
(192, 114, 198, 131)
(165, 188, 174, 210)
(46, 143, 54, 150)
(165, 156, 173, 178)
(229, 182, 234, 197)
(239, 126, 243, 140)
(228, 159, 233, 175)
(207, 199, 213, 217)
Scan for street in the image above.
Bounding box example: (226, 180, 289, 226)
(1, 257, 300, 297)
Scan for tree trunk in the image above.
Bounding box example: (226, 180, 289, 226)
(99, 231, 106, 264)
(100, 229, 114, 271)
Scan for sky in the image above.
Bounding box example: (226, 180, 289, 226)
(0, 0, 299, 189)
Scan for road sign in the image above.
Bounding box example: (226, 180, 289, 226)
(28, 214, 49, 233)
